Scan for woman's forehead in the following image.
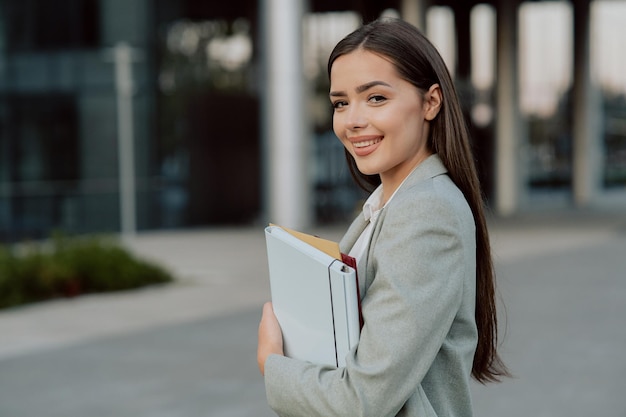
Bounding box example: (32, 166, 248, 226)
(330, 50, 399, 87)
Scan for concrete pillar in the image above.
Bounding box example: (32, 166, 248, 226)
(79, 0, 151, 233)
(112, 42, 138, 236)
(572, 0, 599, 206)
(261, 0, 311, 229)
(494, 0, 522, 216)
(401, 0, 429, 31)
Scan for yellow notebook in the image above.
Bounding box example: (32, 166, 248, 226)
(269, 223, 341, 260)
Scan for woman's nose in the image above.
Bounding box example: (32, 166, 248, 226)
(345, 105, 367, 130)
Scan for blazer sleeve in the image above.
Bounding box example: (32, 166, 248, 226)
(264, 187, 475, 417)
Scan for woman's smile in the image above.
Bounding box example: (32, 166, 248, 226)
(350, 135, 383, 155)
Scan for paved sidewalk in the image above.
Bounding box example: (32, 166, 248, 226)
(0, 211, 625, 416)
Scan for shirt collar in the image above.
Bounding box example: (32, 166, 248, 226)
(362, 185, 384, 222)
(360, 162, 425, 222)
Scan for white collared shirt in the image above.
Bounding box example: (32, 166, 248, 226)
(348, 186, 383, 296)
(348, 171, 414, 296)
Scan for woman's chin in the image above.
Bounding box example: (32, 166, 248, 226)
(355, 165, 379, 176)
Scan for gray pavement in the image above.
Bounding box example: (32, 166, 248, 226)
(1, 210, 625, 416)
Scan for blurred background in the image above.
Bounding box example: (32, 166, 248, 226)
(0, 1, 625, 416)
(0, 0, 625, 241)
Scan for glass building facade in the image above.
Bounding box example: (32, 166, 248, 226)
(1, 0, 625, 241)
(0, 0, 264, 241)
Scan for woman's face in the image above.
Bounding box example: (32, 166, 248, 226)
(329, 49, 441, 195)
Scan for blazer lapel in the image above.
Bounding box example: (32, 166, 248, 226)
(339, 214, 368, 254)
(339, 155, 447, 252)
(364, 154, 448, 290)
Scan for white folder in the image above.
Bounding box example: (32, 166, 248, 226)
(265, 225, 361, 367)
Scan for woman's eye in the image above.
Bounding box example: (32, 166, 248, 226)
(332, 101, 347, 109)
(369, 95, 386, 104)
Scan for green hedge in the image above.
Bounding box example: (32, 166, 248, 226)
(0, 234, 173, 309)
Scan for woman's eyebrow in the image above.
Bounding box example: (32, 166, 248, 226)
(329, 80, 392, 98)
(356, 80, 391, 93)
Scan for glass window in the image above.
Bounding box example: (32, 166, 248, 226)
(2, 0, 100, 52)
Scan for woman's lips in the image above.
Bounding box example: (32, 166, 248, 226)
(351, 136, 382, 156)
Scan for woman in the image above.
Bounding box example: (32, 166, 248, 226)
(258, 18, 508, 416)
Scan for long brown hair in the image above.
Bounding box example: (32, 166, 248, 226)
(328, 18, 508, 383)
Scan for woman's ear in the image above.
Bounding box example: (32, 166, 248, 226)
(424, 84, 443, 121)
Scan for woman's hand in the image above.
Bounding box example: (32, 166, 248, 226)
(257, 302, 284, 375)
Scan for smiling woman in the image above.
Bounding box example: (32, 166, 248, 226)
(258, 18, 509, 417)
(329, 50, 442, 202)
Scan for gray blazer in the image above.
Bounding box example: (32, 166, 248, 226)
(265, 155, 478, 417)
